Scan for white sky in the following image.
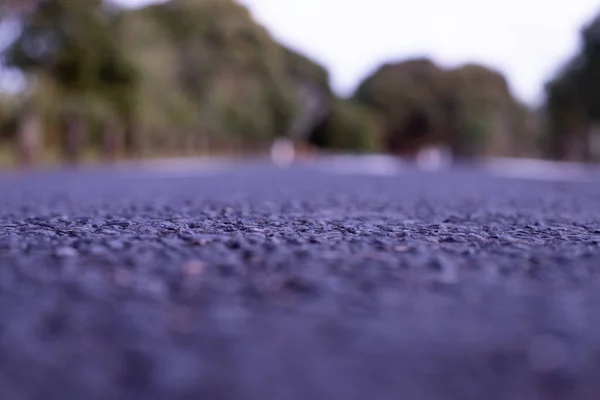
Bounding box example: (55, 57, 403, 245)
(120, 0, 600, 105)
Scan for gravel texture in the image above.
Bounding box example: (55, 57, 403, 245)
(1, 162, 600, 399)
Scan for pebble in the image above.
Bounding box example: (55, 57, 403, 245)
(55, 246, 78, 258)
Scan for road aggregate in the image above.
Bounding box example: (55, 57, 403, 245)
(1, 162, 600, 400)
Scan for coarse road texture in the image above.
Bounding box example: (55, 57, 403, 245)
(1, 161, 600, 400)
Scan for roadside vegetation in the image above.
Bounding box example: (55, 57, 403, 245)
(1, 0, 599, 168)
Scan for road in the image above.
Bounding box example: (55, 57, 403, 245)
(1, 158, 600, 399)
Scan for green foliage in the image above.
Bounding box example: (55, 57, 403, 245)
(310, 99, 383, 152)
(579, 16, 600, 120)
(0, 0, 335, 159)
(355, 59, 453, 153)
(119, 0, 315, 145)
(0, 93, 23, 140)
(541, 12, 600, 161)
(4, 0, 137, 94)
(1, 0, 140, 153)
(0, 0, 390, 161)
(279, 44, 331, 95)
(4, 0, 553, 162)
(354, 58, 533, 158)
(447, 64, 513, 157)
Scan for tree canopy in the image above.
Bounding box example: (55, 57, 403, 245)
(2, 0, 598, 166)
(353, 58, 537, 159)
(543, 11, 600, 161)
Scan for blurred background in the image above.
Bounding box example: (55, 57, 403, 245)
(0, 0, 600, 169)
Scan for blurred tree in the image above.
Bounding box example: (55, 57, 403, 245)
(120, 0, 302, 151)
(1, 0, 387, 163)
(543, 59, 588, 161)
(1, 0, 139, 164)
(354, 58, 535, 159)
(580, 15, 600, 122)
(447, 64, 529, 158)
(544, 13, 600, 162)
(355, 59, 453, 155)
(309, 99, 384, 153)
(279, 44, 333, 142)
(121, 0, 357, 154)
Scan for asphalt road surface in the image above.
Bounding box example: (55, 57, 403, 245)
(1, 159, 600, 400)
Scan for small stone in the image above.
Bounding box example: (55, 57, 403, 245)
(160, 222, 178, 230)
(431, 257, 458, 284)
(394, 245, 410, 252)
(170, 307, 193, 334)
(55, 246, 78, 258)
(89, 245, 106, 255)
(528, 334, 568, 372)
(196, 238, 213, 246)
(140, 278, 165, 298)
(107, 240, 125, 250)
(183, 260, 205, 276)
(282, 276, 318, 294)
(114, 269, 133, 287)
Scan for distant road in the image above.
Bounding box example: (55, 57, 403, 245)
(1, 160, 600, 399)
(129, 153, 600, 182)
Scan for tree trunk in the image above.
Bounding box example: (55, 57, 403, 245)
(549, 128, 567, 161)
(16, 109, 41, 168)
(123, 123, 141, 158)
(581, 130, 592, 163)
(444, 100, 469, 162)
(101, 121, 122, 164)
(62, 112, 86, 166)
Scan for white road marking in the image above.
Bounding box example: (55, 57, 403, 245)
(318, 154, 405, 176)
(112, 154, 599, 182)
(316, 155, 598, 182)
